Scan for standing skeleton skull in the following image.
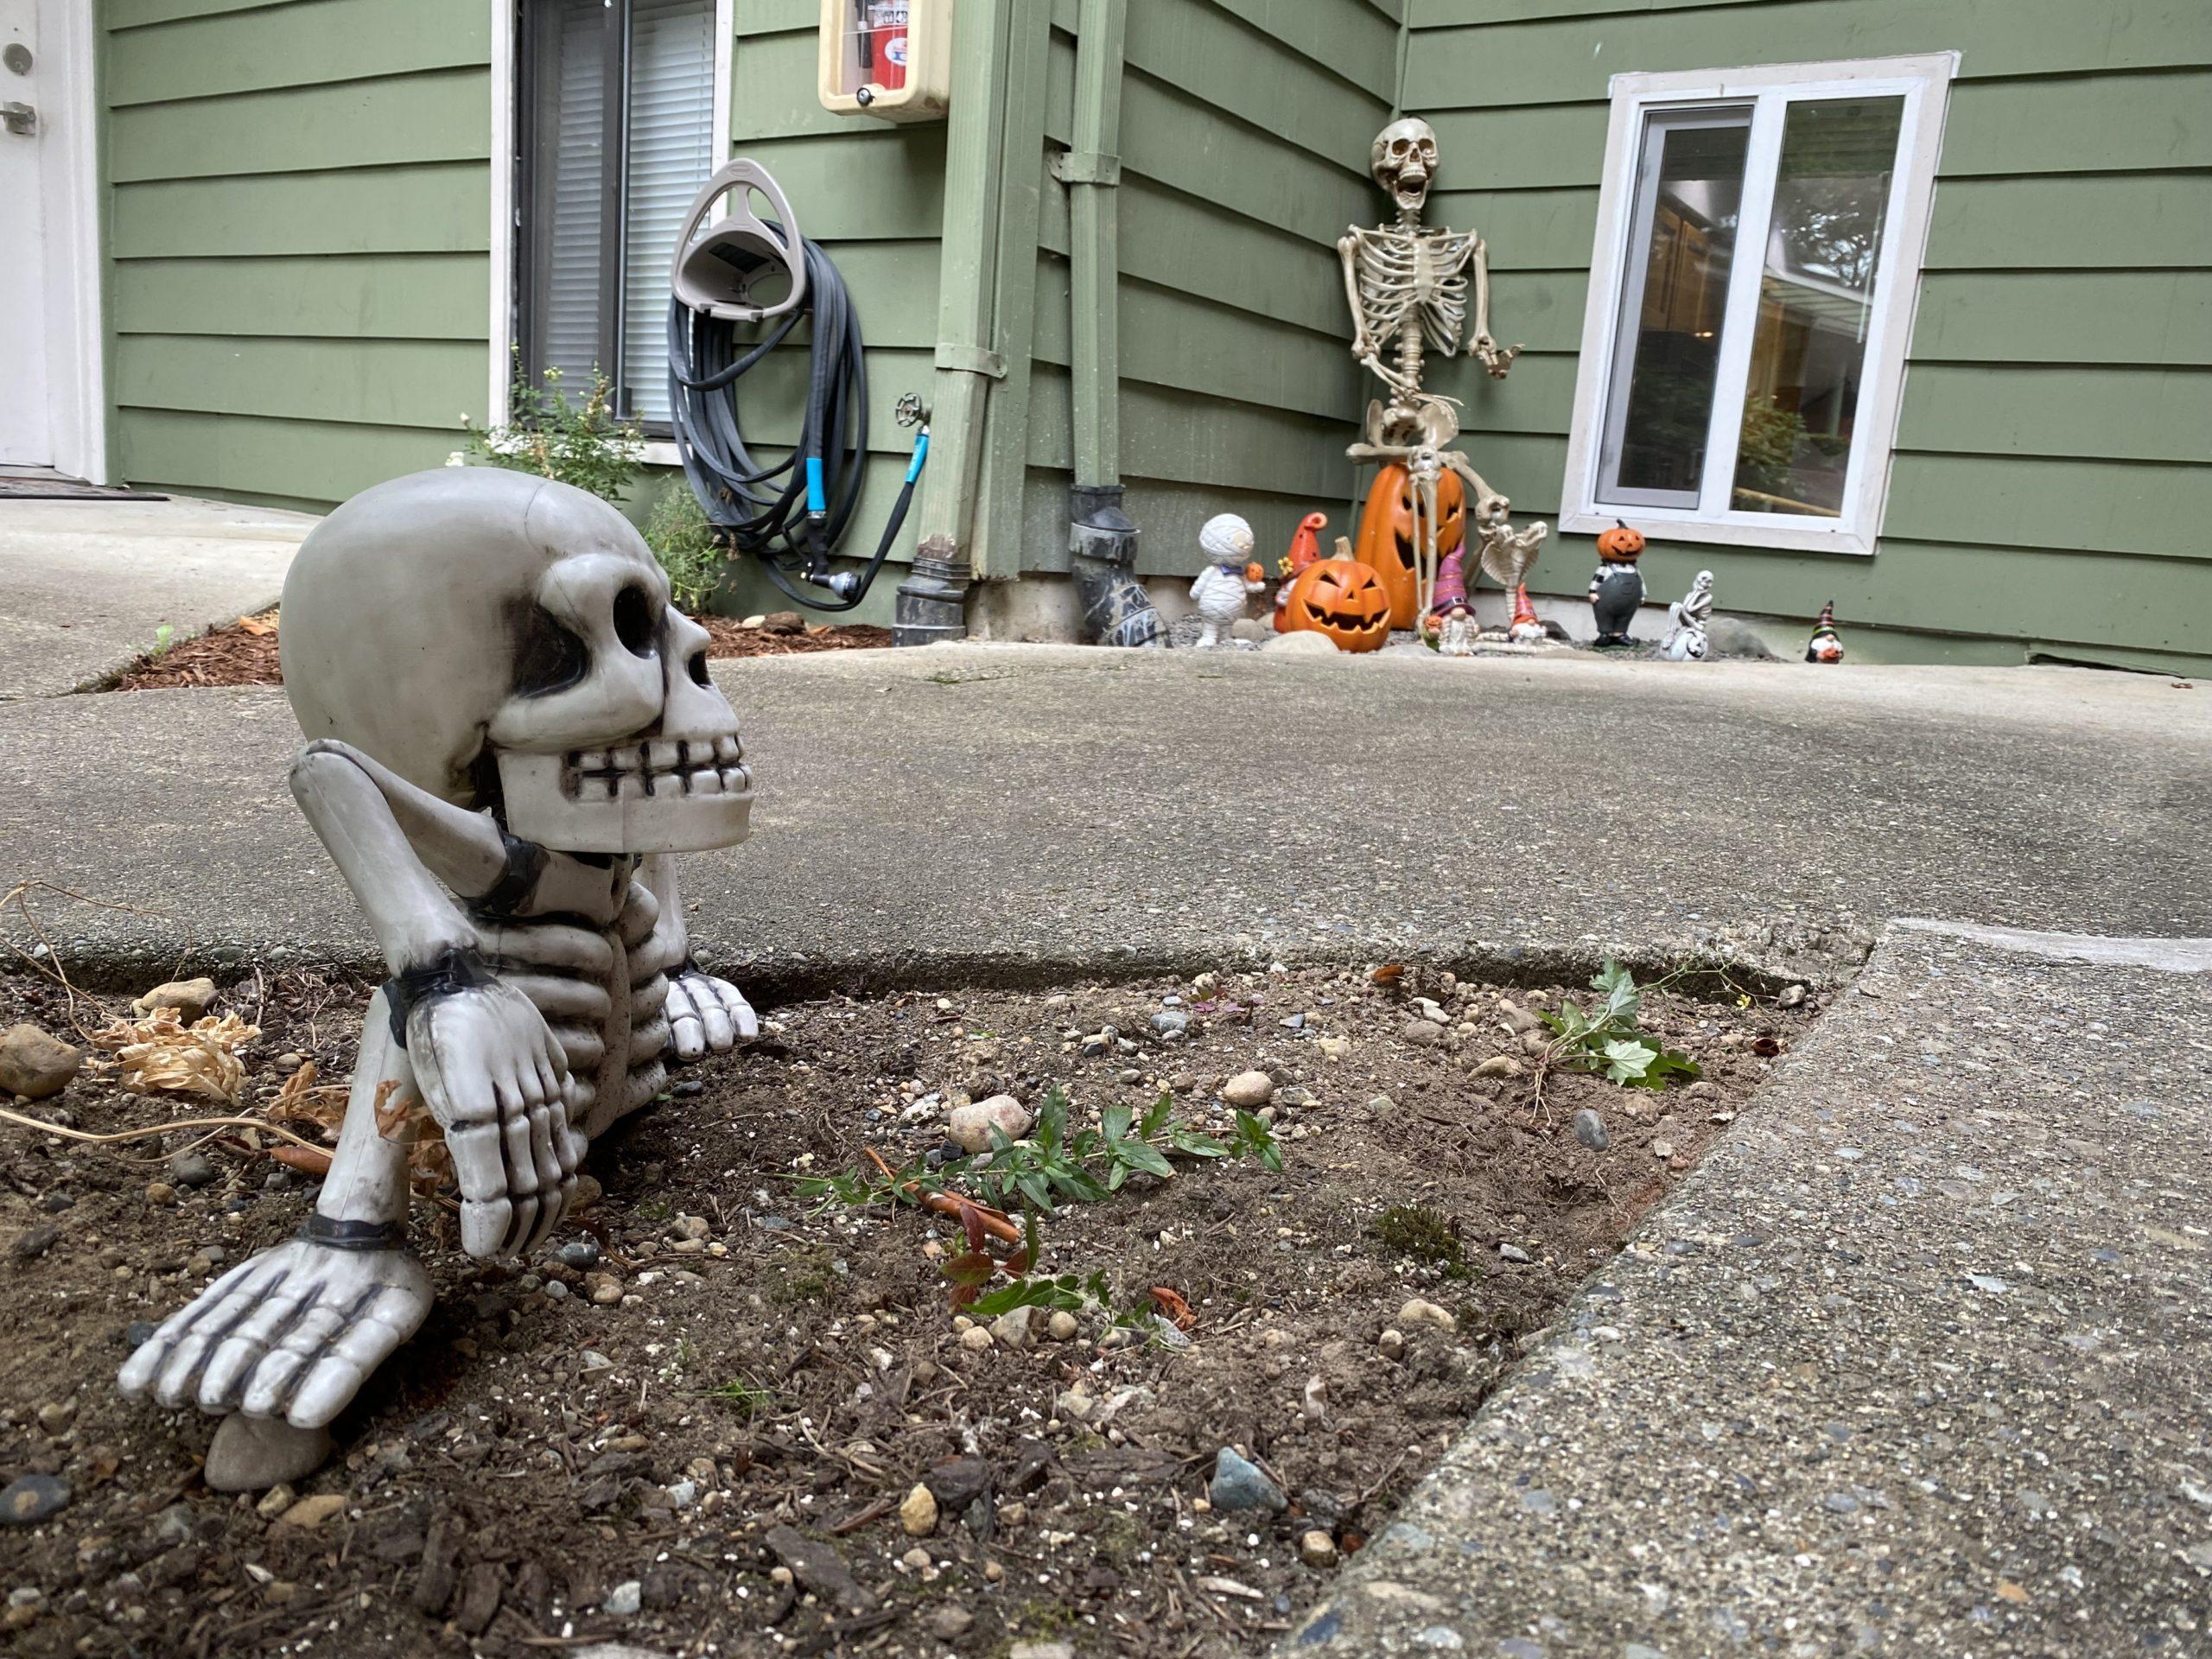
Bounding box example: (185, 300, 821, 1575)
(1341, 118, 1547, 621)
(118, 470, 759, 1488)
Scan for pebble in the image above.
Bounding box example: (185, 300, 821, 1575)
(926, 1604, 976, 1640)
(204, 1415, 333, 1494)
(948, 1094, 1033, 1154)
(1046, 1309, 1078, 1342)
(1149, 1011, 1189, 1038)
(1221, 1070, 1274, 1109)
(1208, 1447, 1287, 1512)
(276, 1493, 347, 1531)
(170, 1150, 218, 1188)
(35, 1401, 75, 1436)
(899, 1483, 939, 1537)
(1471, 1054, 1524, 1079)
(899, 1546, 932, 1571)
(0, 1023, 82, 1100)
(587, 1274, 623, 1306)
(990, 1305, 1037, 1349)
(38, 1191, 73, 1213)
(1653, 1139, 1677, 1160)
(254, 1484, 296, 1519)
(1300, 1529, 1339, 1568)
(1398, 1298, 1456, 1332)
(957, 1325, 994, 1353)
(1778, 983, 1808, 1008)
(0, 1474, 70, 1526)
(13, 1224, 60, 1262)
(1377, 1328, 1406, 1361)
(602, 1580, 642, 1617)
(1401, 1019, 1447, 1046)
(1010, 1643, 1074, 1659)
(133, 977, 218, 1020)
(144, 1181, 179, 1207)
(543, 1280, 569, 1300)
(1572, 1109, 1609, 1151)
(1498, 1243, 1530, 1264)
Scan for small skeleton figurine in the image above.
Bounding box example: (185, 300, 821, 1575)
(1188, 513, 1262, 647)
(119, 470, 759, 1489)
(1433, 598, 1478, 657)
(1662, 570, 1715, 661)
(1340, 118, 1540, 621)
(1806, 599, 1845, 664)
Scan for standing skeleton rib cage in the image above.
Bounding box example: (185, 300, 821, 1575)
(118, 469, 760, 1491)
(1339, 118, 1549, 625)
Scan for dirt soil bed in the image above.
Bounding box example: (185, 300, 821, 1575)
(0, 962, 1812, 1657)
(103, 612, 890, 691)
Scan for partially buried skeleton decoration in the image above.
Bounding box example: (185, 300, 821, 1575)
(1341, 118, 1548, 629)
(119, 468, 759, 1489)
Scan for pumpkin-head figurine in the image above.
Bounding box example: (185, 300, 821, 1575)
(1805, 599, 1844, 664)
(1588, 520, 1646, 648)
(1281, 557, 1393, 653)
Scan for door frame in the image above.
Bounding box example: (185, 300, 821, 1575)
(22, 0, 106, 481)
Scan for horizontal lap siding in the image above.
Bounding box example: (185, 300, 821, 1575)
(1402, 0, 2212, 669)
(104, 0, 495, 509)
(1018, 0, 1398, 577)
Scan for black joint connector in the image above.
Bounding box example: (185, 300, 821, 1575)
(384, 949, 495, 1047)
(471, 832, 546, 919)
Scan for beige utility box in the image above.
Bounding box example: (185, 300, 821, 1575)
(817, 0, 952, 122)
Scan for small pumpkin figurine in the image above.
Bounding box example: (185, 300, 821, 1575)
(1281, 557, 1393, 652)
(1354, 463, 1465, 629)
(1587, 519, 1646, 647)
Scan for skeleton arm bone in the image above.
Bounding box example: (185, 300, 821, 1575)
(1464, 237, 1522, 378)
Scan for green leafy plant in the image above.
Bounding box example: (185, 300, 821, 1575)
(461, 359, 645, 503)
(151, 624, 175, 658)
(645, 482, 728, 614)
(703, 1373, 776, 1417)
(1538, 960, 1700, 1090)
(1372, 1203, 1471, 1279)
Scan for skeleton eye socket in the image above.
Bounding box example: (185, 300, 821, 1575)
(510, 605, 590, 698)
(613, 585, 657, 658)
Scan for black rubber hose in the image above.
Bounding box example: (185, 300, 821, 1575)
(667, 229, 910, 613)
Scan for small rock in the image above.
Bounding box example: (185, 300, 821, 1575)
(0, 1474, 71, 1526)
(134, 978, 218, 1020)
(145, 1181, 177, 1207)
(276, 1493, 347, 1531)
(924, 1457, 991, 1513)
(1221, 1071, 1274, 1109)
(948, 1094, 1033, 1154)
(990, 1305, 1038, 1349)
(1572, 1109, 1609, 1151)
(1377, 1328, 1406, 1361)
(11, 1224, 60, 1262)
(1300, 1529, 1339, 1568)
(1398, 1298, 1456, 1332)
(1208, 1447, 1286, 1513)
(203, 1414, 333, 1493)
(957, 1325, 994, 1352)
(602, 1580, 642, 1617)
(1046, 1309, 1078, 1342)
(1400, 1018, 1447, 1046)
(759, 611, 804, 635)
(1497, 1243, 1530, 1264)
(254, 1484, 296, 1519)
(899, 1483, 939, 1537)
(1149, 1011, 1189, 1038)
(926, 1604, 976, 1640)
(35, 1401, 76, 1436)
(1777, 983, 1808, 1008)
(0, 1024, 82, 1101)
(168, 1150, 219, 1189)
(763, 1524, 876, 1614)
(587, 1274, 623, 1306)
(555, 1237, 601, 1270)
(899, 1545, 932, 1571)
(1652, 1139, 1677, 1160)
(38, 1191, 73, 1213)
(1471, 1054, 1523, 1079)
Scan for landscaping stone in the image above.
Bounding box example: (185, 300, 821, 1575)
(899, 1484, 938, 1537)
(1572, 1109, 1609, 1150)
(0, 1475, 70, 1526)
(1209, 1447, 1286, 1512)
(133, 977, 218, 1020)
(1222, 1070, 1274, 1108)
(948, 1093, 1031, 1154)
(0, 1023, 81, 1100)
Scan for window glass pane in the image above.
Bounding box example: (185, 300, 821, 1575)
(1601, 112, 1751, 505)
(1731, 97, 1904, 517)
(531, 0, 610, 396)
(621, 0, 717, 426)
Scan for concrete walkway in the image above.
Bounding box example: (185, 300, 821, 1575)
(1289, 920, 2212, 1657)
(0, 645, 2203, 987)
(0, 493, 315, 700)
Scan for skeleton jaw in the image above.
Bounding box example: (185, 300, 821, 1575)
(496, 737, 753, 855)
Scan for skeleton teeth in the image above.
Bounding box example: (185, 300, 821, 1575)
(647, 741, 683, 772)
(576, 748, 607, 772)
(720, 766, 750, 795)
(713, 735, 741, 764)
(689, 770, 723, 796)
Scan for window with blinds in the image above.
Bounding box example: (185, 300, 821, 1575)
(518, 0, 719, 432)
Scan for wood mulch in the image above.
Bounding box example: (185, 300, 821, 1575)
(103, 610, 892, 691)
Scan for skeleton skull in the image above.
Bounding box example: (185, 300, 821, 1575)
(282, 468, 753, 855)
(1370, 117, 1440, 215)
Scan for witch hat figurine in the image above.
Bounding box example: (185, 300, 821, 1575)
(1805, 599, 1844, 664)
(1587, 521, 1646, 647)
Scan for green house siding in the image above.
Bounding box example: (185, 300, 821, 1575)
(1001, 0, 1398, 582)
(1402, 0, 2212, 670)
(100, 0, 495, 511)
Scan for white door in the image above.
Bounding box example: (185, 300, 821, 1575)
(0, 0, 51, 466)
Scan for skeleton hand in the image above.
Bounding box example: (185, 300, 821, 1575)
(1471, 334, 1521, 378)
(665, 968, 758, 1059)
(406, 972, 583, 1257)
(118, 1237, 432, 1429)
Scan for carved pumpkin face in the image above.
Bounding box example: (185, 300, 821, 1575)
(1282, 558, 1392, 652)
(1355, 463, 1465, 628)
(1596, 521, 1645, 561)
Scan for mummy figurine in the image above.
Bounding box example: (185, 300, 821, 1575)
(119, 469, 758, 1490)
(1188, 513, 1262, 647)
(1662, 570, 1714, 661)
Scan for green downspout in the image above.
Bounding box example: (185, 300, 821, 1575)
(1061, 0, 1159, 646)
(893, 0, 1016, 646)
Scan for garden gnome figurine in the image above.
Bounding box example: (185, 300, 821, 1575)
(1189, 513, 1262, 647)
(1507, 582, 1547, 645)
(1434, 597, 1478, 657)
(1587, 521, 1647, 647)
(1806, 599, 1845, 664)
(1274, 511, 1327, 631)
(118, 468, 760, 1491)
(1662, 569, 1713, 661)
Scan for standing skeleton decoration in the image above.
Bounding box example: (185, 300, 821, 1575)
(1340, 118, 1548, 626)
(118, 470, 759, 1489)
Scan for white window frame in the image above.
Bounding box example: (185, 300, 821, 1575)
(1558, 53, 1958, 557)
(487, 0, 733, 467)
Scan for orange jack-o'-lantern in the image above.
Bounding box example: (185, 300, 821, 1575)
(1281, 558, 1392, 652)
(1596, 520, 1646, 561)
(1354, 465, 1465, 628)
